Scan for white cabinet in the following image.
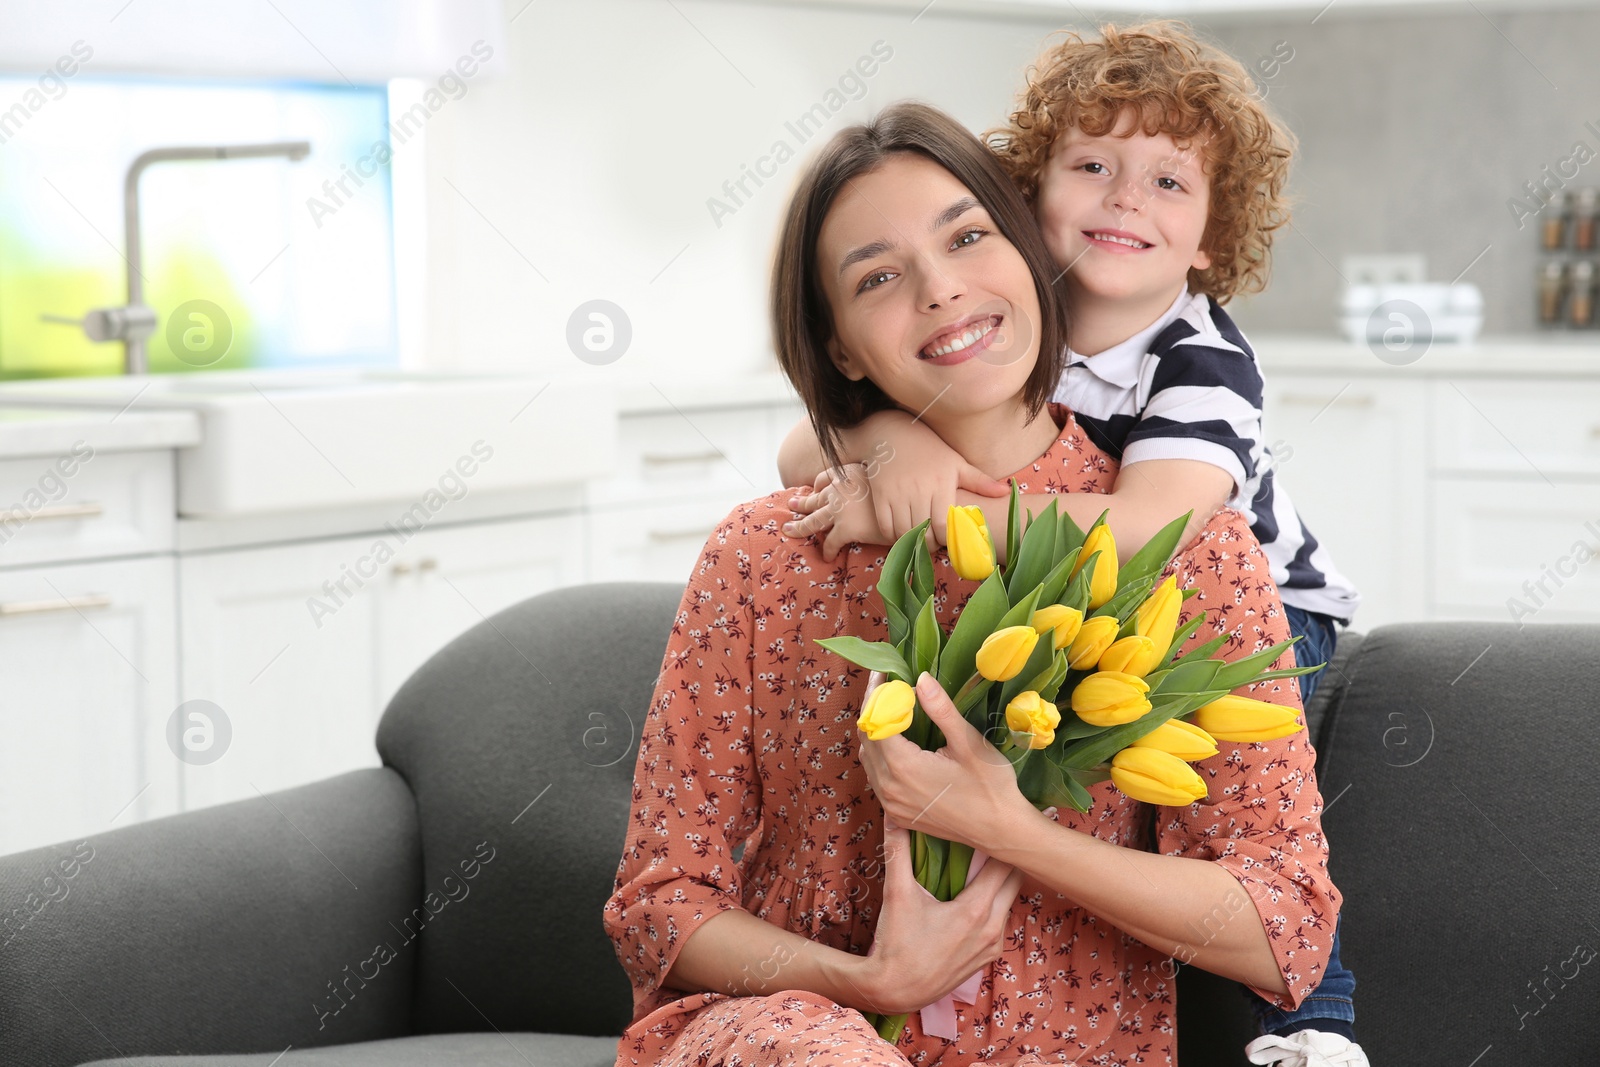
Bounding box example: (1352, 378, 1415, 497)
(177, 512, 585, 812)
(1260, 340, 1600, 628)
(1260, 375, 1429, 630)
(373, 513, 586, 702)
(0, 556, 179, 855)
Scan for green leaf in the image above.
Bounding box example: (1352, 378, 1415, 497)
(1053, 709, 1105, 742)
(1157, 611, 1209, 670)
(1006, 498, 1059, 603)
(995, 583, 1045, 633)
(913, 829, 927, 883)
(936, 571, 1010, 691)
(1035, 546, 1082, 609)
(813, 636, 913, 679)
(1149, 657, 1223, 696)
(878, 522, 925, 621)
(1005, 479, 1022, 578)
(1056, 504, 1088, 561)
(912, 595, 940, 679)
(1118, 510, 1192, 591)
(1174, 632, 1229, 666)
(910, 524, 935, 606)
(1212, 636, 1303, 691)
(1249, 662, 1324, 682)
(884, 597, 910, 650)
(1098, 576, 1156, 628)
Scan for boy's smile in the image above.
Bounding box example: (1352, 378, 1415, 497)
(1034, 111, 1214, 348)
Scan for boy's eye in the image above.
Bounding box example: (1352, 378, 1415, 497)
(1156, 176, 1183, 191)
(1080, 162, 1108, 175)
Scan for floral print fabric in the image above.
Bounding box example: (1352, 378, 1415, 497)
(603, 404, 1339, 1067)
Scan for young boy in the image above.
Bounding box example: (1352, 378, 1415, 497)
(777, 20, 1365, 1067)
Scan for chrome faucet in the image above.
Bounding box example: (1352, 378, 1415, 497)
(43, 141, 310, 375)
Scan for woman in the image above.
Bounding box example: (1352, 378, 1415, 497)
(603, 101, 1337, 1067)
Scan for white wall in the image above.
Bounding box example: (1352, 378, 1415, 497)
(415, 0, 1066, 381)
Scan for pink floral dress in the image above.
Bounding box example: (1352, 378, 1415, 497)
(603, 404, 1339, 1067)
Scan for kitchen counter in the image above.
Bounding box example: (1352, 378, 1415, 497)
(0, 404, 200, 459)
(1251, 333, 1600, 376)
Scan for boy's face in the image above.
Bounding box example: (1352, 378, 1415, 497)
(1034, 110, 1213, 308)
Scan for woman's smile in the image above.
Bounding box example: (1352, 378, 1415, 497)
(919, 313, 1004, 364)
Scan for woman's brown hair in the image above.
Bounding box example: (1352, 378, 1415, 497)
(772, 100, 1070, 473)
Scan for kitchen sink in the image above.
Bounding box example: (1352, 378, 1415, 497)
(0, 368, 617, 517)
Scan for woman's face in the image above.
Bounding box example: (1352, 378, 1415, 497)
(817, 153, 1042, 422)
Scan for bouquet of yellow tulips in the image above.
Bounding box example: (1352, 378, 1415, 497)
(819, 482, 1319, 1041)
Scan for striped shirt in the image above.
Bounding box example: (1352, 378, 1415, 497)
(1052, 288, 1361, 624)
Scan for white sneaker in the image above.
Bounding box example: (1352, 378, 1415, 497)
(1245, 1030, 1370, 1067)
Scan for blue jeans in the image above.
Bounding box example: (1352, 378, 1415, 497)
(1246, 604, 1356, 1039)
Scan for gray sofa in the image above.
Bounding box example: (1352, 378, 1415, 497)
(0, 582, 1593, 1066)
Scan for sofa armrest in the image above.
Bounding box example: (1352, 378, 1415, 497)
(0, 768, 421, 1067)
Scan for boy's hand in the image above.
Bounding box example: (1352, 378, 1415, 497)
(783, 464, 891, 562)
(786, 423, 1009, 550)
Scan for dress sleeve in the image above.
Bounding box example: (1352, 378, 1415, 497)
(1153, 510, 1340, 1012)
(602, 508, 763, 1015)
(1121, 341, 1266, 497)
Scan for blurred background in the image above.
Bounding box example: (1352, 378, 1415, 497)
(2, 0, 1598, 854)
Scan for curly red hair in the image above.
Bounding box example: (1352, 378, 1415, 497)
(986, 19, 1296, 302)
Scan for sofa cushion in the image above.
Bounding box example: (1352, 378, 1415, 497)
(78, 1031, 620, 1067)
(1318, 622, 1600, 1063)
(0, 769, 420, 1067)
(375, 581, 683, 1040)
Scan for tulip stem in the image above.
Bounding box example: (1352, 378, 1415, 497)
(952, 672, 992, 715)
(877, 1013, 909, 1044)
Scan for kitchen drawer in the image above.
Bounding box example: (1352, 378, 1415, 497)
(0, 448, 175, 569)
(588, 406, 779, 507)
(586, 495, 744, 585)
(1430, 477, 1600, 622)
(1432, 378, 1600, 478)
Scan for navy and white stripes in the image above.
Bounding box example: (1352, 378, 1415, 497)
(1053, 288, 1361, 624)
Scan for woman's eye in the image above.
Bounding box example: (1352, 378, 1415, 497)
(951, 228, 986, 249)
(858, 270, 893, 292)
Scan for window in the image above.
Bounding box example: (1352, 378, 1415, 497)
(0, 76, 395, 378)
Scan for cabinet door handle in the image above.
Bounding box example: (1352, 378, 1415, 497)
(0, 501, 104, 523)
(1277, 393, 1376, 409)
(640, 450, 725, 467)
(0, 593, 113, 617)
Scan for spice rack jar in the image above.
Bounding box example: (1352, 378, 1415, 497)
(1537, 188, 1600, 328)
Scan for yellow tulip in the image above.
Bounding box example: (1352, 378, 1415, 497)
(1134, 575, 1182, 658)
(1066, 614, 1120, 670)
(1110, 746, 1209, 806)
(1190, 694, 1302, 743)
(1071, 524, 1119, 608)
(1005, 690, 1061, 750)
(1030, 603, 1084, 650)
(1070, 670, 1152, 727)
(975, 625, 1040, 682)
(1098, 634, 1163, 677)
(857, 679, 916, 741)
(946, 504, 996, 581)
(1129, 719, 1219, 762)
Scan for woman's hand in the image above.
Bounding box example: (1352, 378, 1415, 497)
(857, 671, 1036, 848)
(856, 816, 1026, 1014)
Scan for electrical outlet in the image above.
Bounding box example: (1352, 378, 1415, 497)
(1342, 254, 1427, 286)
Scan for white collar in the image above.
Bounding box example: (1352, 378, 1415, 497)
(1066, 289, 1195, 389)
